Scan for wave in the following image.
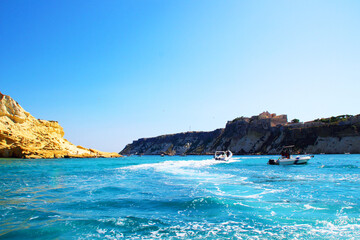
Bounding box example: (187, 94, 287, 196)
(83, 215, 360, 239)
(319, 164, 360, 169)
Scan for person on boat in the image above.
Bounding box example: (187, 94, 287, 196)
(281, 150, 290, 159)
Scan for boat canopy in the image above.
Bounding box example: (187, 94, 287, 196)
(282, 145, 295, 149)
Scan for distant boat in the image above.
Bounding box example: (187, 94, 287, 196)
(268, 145, 313, 165)
(345, 152, 351, 155)
(214, 150, 232, 161)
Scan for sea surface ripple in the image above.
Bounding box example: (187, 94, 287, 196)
(1, 154, 360, 239)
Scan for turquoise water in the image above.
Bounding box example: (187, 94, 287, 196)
(1, 155, 359, 239)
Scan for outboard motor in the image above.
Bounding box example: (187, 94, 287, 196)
(268, 159, 276, 165)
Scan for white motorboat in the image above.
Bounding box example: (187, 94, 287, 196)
(268, 155, 313, 165)
(268, 145, 313, 165)
(214, 150, 233, 161)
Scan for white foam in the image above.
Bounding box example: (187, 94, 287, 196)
(229, 188, 286, 200)
(233, 202, 252, 208)
(235, 156, 266, 159)
(304, 204, 328, 210)
(96, 228, 107, 234)
(123, 159, 215, 170)
(121, 159, 235, 180)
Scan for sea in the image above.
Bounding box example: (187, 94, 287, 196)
(0, 154, 359, 239)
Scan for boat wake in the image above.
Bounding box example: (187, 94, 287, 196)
(121, 158, 238, 179)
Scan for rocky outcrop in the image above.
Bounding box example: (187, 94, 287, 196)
(0, 92, 121, 159)
(120, 112, 360, 155)
(121, 129, 224, 156)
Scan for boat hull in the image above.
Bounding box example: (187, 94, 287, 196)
(214, 151, 233, 161)
(269, 156, 312, 165)
(215, 157, 231, 161)
(278, 156, 311, 165)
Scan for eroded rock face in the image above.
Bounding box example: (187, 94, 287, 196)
(0, 93, 29, 123)
(0, 92, 121, 159)
(120, 112, 360, 155)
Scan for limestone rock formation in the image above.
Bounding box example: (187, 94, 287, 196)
(121, 112, 360, 155)
(0, 92, 121, 159)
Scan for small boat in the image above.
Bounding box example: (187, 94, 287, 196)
(214, 150, 233, 161)
(268, 145, 313, 165)
(268, 155, 313, 165)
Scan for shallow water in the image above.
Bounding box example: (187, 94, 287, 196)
(1, 154, 359, 239)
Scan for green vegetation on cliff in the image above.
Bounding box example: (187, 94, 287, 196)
(314, 115, 353, 124)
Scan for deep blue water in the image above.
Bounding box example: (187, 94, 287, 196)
(0, 155, 359, 239)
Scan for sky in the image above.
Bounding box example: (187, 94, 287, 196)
(1, 0, 360, 152)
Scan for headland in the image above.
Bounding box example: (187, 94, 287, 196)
(0, 92, 121, 159)
(121, 112, 360, 155)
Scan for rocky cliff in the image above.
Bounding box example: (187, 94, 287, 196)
(0, 92, 121, 159)
(120, 112, 360, 155)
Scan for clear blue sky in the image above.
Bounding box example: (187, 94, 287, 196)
(1, 0, 360, 152)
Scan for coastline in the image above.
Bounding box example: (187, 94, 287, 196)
(121, 112, 360, 156)
(0, 92, 121, 159)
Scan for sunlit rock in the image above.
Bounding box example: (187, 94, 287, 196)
(0, 92, 121, 159)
